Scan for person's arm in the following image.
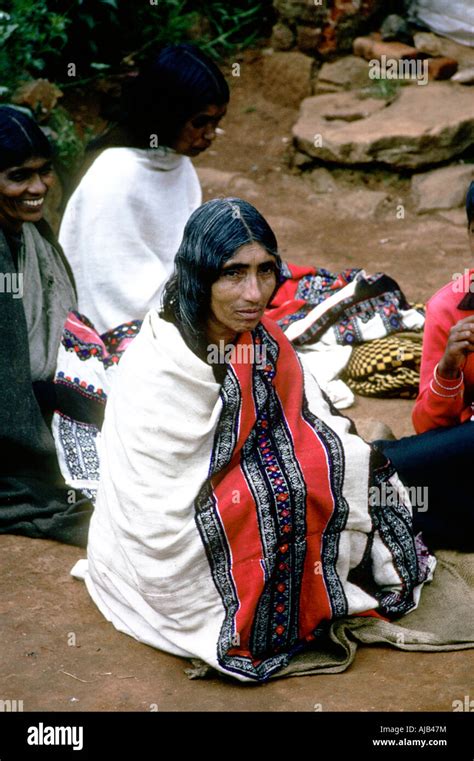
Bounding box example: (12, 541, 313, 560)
(412, 298, 472, 433)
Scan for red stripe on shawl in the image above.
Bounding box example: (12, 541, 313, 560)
(262, 317, 335, 636)
(209, 318, 379, 655)
(210, 332, 266, 651)
(267, 318, 382, 631)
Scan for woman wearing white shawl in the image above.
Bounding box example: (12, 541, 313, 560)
(85, 198, 432, 683)
(59, 44, 228, 334)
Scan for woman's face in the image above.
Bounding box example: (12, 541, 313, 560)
(0, 157, 54, 232)
(171, 103, 227, 157)
(206, 243, 278, 345)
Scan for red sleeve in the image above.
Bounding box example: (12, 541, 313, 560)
(412, 294, 466, 433)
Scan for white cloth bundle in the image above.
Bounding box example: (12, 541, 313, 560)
(410, 0, 474, 47)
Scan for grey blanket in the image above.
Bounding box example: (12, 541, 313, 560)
(186, 550, 474, 679)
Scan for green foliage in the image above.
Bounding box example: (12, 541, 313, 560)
(0, 2, 69, 91)
(130, 0, 200, 52)
(360, 78, 404, 101)
(116, 0, 274, 64)
(46, 106, 87, 173)
(198, 1, 273, 58)
(0, 0, 274, 83)
(0, 0, 274, 169)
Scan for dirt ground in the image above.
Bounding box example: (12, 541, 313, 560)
(1, 49, 473, 715)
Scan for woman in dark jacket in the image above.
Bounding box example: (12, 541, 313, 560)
(0, 105, 92, 547)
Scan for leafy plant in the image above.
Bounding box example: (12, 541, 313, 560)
(197, 0, 274, 59)
(0, 1, 69, 91)
(360, 78, 403, 101)
(123, 0, 274, 63)
(0, 0, 275, 170)
(46, 105, 86, 172)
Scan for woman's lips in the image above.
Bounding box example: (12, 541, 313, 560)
(236, 309, 263, 319)
(20, 197, 45, 209)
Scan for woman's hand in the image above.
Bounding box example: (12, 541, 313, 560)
(438, 315, 474, 379)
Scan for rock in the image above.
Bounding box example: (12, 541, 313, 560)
(427, 57, 458, 81)
(425, 36, 474, 70)
(380, 14, 413, 46)
(291, 149, 314, 169)
(413, 32, 443, 57)
(297, 90, 387, 137)
(412, 165, 474, 213)
(292, 83, 474, 169)
(273, 0, 326, 25)
(196, 168, 260, 199)
(262, 51, 314, 109)
(305, 186, 392, 221)
(334, 188, 390, 220)
(315, 56, 371, 94)
(436, 209, 468, 227)
(296, 25, 322, 54)
(353, 36, 419, 62)
(196, 167, 238, 192)
(271, 23, 295, 51)
(229, 176, 260, 199)
(12, 79, 63, 120)
(274, 0, 386, 57)
(307, 167, 337, 193)
(452, 67, 474, 85)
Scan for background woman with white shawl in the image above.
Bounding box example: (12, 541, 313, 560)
(84, 198, 432, 682)
(59, 44, 229, 334)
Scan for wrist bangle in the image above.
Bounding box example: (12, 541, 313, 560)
(429, 379, 461, 398)
(434, 362, 464, 390)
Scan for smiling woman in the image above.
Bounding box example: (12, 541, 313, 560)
(59, 43, 230, 334)
(0, 105, 93, 547)
(0, 157, 54, 231)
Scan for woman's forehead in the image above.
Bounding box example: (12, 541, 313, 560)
(5, 156, 51, 172)
(192, 103, 227, 120)
(225, 243, 274, 264)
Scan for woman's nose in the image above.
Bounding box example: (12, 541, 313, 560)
(203, 125, 216, 141)
(242, 275, 262, 301)
(28, 174, 49, 195)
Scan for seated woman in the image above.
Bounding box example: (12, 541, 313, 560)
(378, 182, 474, 552)
(59, 43, 229, 334)
(84, 198, 431, 683)
(0, 106, 93, 546)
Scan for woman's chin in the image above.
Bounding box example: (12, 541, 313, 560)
(19, 209, 44, 224)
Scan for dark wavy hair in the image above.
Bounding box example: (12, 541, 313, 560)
(90, 43, 229, 151)
(467, 181, 474, 227)
(162, 198, 281, 348)
(0, 106, 52, 171)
